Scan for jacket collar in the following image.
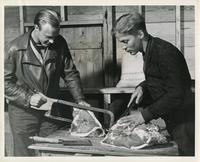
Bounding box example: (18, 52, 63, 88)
(15, 29, 33, 50)
(20, 29, 58, 65)
(145, 34, 153, 56)
(142, 35, 153, 73)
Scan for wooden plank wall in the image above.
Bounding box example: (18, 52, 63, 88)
(23, 6, 60, 23)
(4, 7, 20, 45)
(4, 6, 195, 82)
(114, 6, 195, 79)
(59, 8, 104, 88)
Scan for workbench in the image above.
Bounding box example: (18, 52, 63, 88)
(28, 130, 178, 156)
(61, 87, 136, 110)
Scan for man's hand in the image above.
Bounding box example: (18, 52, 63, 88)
(127, 86, 143, 107)
(78, 101, 91, 107)
(30, 93, 47, 108)
(118, 110, 145, 127)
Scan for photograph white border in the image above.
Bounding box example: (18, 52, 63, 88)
(0, 0, 199, 162)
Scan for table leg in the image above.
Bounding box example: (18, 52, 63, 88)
(103, 94, 111, 128)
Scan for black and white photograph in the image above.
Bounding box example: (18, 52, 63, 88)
(2, 1, 199, 160)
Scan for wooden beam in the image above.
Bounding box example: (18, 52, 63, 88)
(180, 6, 185, 54)
(61, 20, 103, 26)
(175, 6, 181, 51)
(175, 6, 185, 53)
(103, 6, 108, 87)
(19, 6, 24, 34)
(64, 6, 68, 21)
(103, 6, 116, 87)
(60, 6, 65, 21)
(138, 6, 145, 17)
(24, 20, 103, 27)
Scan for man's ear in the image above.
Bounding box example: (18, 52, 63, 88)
(137, 30, 144, 39)
(34, 24, 40, 31)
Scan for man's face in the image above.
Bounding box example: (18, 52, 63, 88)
(36, 23, 59, 47)
(116, 32, 142, 55)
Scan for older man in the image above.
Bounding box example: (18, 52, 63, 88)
(5, 9, 89, 156)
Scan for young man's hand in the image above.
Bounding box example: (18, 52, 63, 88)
(118, 110, 145, 127)
(127, 86, 143, 107)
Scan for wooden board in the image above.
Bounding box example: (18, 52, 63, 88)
(182, 21, 195, 47)
(4, 7, 20, 45)
(59, 26, 104, 88)
(70, 49, 104, 88)
(5, 112, 14, 156)
(28, 130, 178, 156)
(184, 47, 195, 79)
(67, 6, 104, 16)
(23, 6, 60, 23)
(59, 27, 102, 49)
(116, 6, 193, 22)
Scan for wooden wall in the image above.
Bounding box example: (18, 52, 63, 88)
(60, 27, 104, 88)
(5, 6, 195, 85)
(5, 6, 195, 82)
(115, 6, 195, 79)
(4, 7, 20, 45)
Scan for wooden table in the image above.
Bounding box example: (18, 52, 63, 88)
(60, 87, 135, 126)
(100, 87, 135, 109)
(28, 130, 178, 156)
(100, 87, 135, 125)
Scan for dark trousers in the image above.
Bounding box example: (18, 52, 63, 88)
(8, 104, 63, 156)
(109, 94, 195, 156)
(166, 119, 194, 156)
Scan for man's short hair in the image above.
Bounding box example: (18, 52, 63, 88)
(113, 12, 146, 35)
(34, 9, 61, 29)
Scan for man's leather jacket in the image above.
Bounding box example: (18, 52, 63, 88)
(4, 29, 85, 109)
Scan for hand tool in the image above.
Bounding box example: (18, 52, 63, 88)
(30, 136, 92, 146)
(118, 98, 137, 119)
(35, 96, 114, 127)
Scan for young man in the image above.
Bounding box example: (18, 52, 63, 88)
(4, 9, 89, 156)
(112, 12, 194, 156)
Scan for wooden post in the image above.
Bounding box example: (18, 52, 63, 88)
(175, 6, 181, 51)
(103, 6, 116, 87)
(103, 93, 111, 127)
(180, 6, 184, 54)
(103, 6, 108, 87)
(60, 6, 65, 21)
(138, 6, 145, 18)
(64, 6, 68, 21)
(19, 6, 24, 34)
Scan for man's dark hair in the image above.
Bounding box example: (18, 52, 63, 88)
(113, 12, 146, 35)
(34, 9, 61, 29)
